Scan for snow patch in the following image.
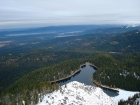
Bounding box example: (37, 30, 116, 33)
(113, 89, 139, 103)
(36, 81, 139, 105)
(107, 76, 110, 79)
(22, 100, 25, 105)
(136, 97, 140, 104)
(37, 81, 116, 105)
(120, 70, 129, 77)
(134, 72, 140, 80)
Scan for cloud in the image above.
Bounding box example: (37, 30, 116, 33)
(0, 0, 140, 29)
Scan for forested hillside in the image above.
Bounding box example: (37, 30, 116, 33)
(6, 60, 87, 94)
(96, 30, 140, 53)
(0, 25, 140, 104)
(92, 53, 140, 91)
(1, 59, 88, 104)
(0, 50, 91, 93)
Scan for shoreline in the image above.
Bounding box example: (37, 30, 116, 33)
(92, 79, 119, 92)
(49, 62, 119, 92)
(49, 64, 86, 83)
(49, 62, 98, 83)
(86, 62, 98, 70)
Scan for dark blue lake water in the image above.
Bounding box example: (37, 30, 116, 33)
(59, 64, 119, 97)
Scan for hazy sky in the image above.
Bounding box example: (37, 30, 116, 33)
(0, 0, 140, 29)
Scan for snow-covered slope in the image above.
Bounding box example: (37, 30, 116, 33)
(113, 89, 138, 103)
(37, 81, 116, 105)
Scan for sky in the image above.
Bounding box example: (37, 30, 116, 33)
(0, 0, 140, 29)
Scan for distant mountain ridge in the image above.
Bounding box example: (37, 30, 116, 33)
(2, 24, 140, 36)
(0, 25, 102, 35)
(84, 24, 140, 34)
(1, 24, 140, 43)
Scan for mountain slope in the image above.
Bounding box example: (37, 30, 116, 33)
(37, 81, 116, 105)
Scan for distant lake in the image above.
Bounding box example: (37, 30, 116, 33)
(59, 64, 119, 97)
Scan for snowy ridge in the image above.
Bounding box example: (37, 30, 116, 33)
(37, 81, 116, 105)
